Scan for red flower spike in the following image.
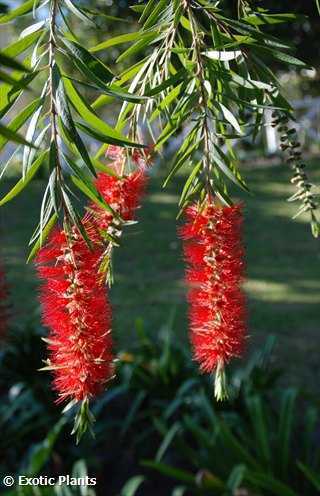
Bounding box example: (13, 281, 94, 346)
(36, 146, 153, 439)
(179, 199, 246, 399)
(36, 230, 114, 404)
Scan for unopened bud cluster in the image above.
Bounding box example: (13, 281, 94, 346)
(271, 111, 319, 237)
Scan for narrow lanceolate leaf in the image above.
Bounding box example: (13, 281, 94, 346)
(3, 30, 43, 57)
(0, 0, 40, 23)
(213, 144, 249, 192)
(297, 462, 320, 491)
(0, 71, 39, 118)
(54, 67, 96, 177)
(27, 213, 58, 263)
(71, 175, 117, 216)
(61, 38, 114, 85)
(64, 0, 95, 26)
(244, 13, 306, 26)
(0, 52, 31, 72)
(120, 476, 145, 496)
(0, 69, 28, 86)
(218, 102, 242, 135)
(64, 154, 119, 220)
(76, 121, 134, 148)
(63, 78, 144, 148)
(0, 97, 42, 152)
(22, 99, 44, 177)
(19, 21, 46, 39)
(0, 123, 38, 148)
(0, 150, 48, 206)
(116, 32, 161, 63)
(204, 50, 242, 61)
(63, 75, 146, 103)
(90, 32, 154, 53)
(278, 389, 297, 478)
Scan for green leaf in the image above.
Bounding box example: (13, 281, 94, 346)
(297, 462, 320, 491)
(146, 69, 189, 97)
(64, 0, 95, 26)
(71, 175, 118, 218)
(227, 465, 246, 491)
(0, 123, 38, 148)
(156, 423, 181, 462)
(231, 72, 274, 91)
(19, 20, 45, 39)
(217, 102, 242, 134)
(63, 75, 146, 103)
(142, 461, 194, 485)
(252, 46, 307, 67)
(213, 145, 249, 192)
(150, 83, 183, 122)
(139, 0, 159, 23)
(0, 70, 38, 118)
(179, 161, 202, 207)
(92, 60, 146, 110)
(26, 418, 65, 476)
(63, 78, 143, 148)
(116, 32, 160, 63)
(244, 13, 306, 26)
(61, 37, 114, 84)
(163, 139, 200, 187)
(27, 213, 58, 263)
(64, 155, 119, 222)
(247, 396, 271, 466)
(3, 30, 43, 57)
(245, 471, 298, 496)
(277, 389, 297, 478)
(121, 476, 145, 496)
(121, 391, 146, 436)
(75, 121, 131, 148)
(0, 51, 31, 72)
(172, 487, 187, 496)
(0, 69, 28, 86)
(54, 67, 96, 177)
(22, 98, 44, 176)
(0, 97, 42, 152)
(0, 150, 48, 206)
(217, 420, 260, 470)
(91, 31, 155, 53)
(0, 0, 39, 23)
(61, 189, 93, 249)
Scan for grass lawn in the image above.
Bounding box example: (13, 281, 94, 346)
(0, 159, 319, 391)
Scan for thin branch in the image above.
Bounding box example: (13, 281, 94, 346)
(48, 0, 68, 221)
(188, 6, 212, 197)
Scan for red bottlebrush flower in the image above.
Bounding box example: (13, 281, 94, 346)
(36, 147, 152, 406)
(36, 146, 153, 439)
(36, 230, 114, 404)
(179, 199, 246, 398)
(0, 262, 9, 339)
(87, 146, 151, 236)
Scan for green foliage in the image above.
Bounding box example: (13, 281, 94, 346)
(0, 0, 144, 256)
(120, 336, 320, 495)
(1, 312, 320, 495)
(0, 0, 319, 248)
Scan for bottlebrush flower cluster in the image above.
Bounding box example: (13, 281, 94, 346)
(36, 230, 113, 403)
(179, 199, 246, 389)
(36, 147, 151, 407)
